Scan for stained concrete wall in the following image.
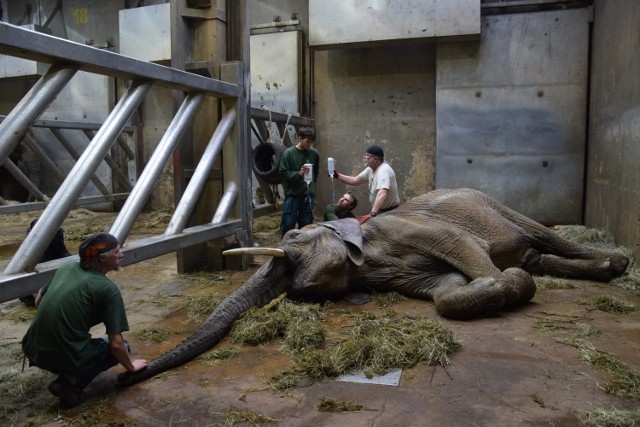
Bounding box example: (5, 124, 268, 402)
(586, 0, 640, 259)
(313, 45, 436, 216)
(436, 9, 590, 226)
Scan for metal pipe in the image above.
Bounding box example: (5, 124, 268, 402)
(481, 0, 579, 7)
(0, 22, 241, 98)
(110, 93, 204, 243)
(1, 158, 47, 201)
(0, 193, 130, 215)
(165, 107, 237, 235)
(212, 181, 238, 224)
(4, 80, 152, 275)
(49, 128, 112, 196)
(0, 64, 77, 166)
(117, 134, 136, 160)
(23, 132, 65, 183)
(82, 129, 133, 191)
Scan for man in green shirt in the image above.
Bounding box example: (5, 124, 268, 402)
(323, 191, 358, 221)
(278, 127, 320, 236)
(22, 233, 147, 408)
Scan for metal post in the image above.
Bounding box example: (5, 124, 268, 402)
(3, 80, 152, 275)
(49, 128, 112, 196)
(0, 65, 77, 165)
(165, 107, 237, 235)
(227, 0, 253, 245)
(82, 129, 133, 191)
(1, 159, 47, 201)
(23, 132, 66, 183)
(110, 93, 204, 243)
(212, 181, 238, 224)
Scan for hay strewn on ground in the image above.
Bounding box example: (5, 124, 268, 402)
(315, 396, 367, 413)
(1, 212, 639, 424)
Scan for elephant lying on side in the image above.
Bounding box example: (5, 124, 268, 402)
(118, 188, 629, 386)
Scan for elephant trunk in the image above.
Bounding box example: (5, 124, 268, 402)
(118, 258, 290, 386)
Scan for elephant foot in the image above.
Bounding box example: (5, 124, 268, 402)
(433, 268, 536, 319)
(609, 254, 629, 277)
(500, 267, 536, 308)
(433, 277, 506, 319)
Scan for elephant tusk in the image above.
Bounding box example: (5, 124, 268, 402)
(222, 247, 286, 257)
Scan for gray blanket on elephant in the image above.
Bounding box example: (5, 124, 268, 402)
(118, 188, 628, 386)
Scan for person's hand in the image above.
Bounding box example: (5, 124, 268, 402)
(331, 171, 339, 178)
(131, 359, 148, 372)
(359, 214, 373, 224)
(300, 165, 310, 176)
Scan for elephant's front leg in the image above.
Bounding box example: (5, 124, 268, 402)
(431, 268, 536, 319)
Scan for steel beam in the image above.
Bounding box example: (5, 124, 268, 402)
(110, 93, 204, 243)
(0, 219, 241, 302)
(212, 181, 238, 223)
(0, 193, 130, 214)
(4, 81, 152, 275)
(0, 22, 241, 98)
(0, 64, 77, 166)
(49, 128, 112, 196)
(1, 158, 47, 201)
(165, 107, 237, 235)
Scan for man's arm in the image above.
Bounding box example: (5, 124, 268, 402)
(335, 172, 366, 186)
(108, 332, 147, 373)
(34, 289, 44, 307)
(279, 150, 305, 182)
(371, 188, 389, 214)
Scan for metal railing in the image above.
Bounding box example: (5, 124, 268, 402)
(0, 22, 244, 302)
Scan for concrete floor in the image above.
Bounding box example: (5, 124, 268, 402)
(84, 260, 639, 427)
(1, 214, 639, 426)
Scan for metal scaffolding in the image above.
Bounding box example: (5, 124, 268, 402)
(0, 9, 313, 303)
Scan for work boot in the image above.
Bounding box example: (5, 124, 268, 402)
(47, 374, 84, 409)
(19, 295, 36, 307)
(59, 387, 84, 409)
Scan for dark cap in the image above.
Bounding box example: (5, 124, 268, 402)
(79, 233, 119, 261)
(366, 144, 384, 159)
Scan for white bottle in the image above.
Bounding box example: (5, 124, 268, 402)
(327, 157, 335, 177)
(304, 163, 313, 184)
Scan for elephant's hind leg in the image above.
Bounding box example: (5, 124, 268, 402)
(432, 268, 536, 319)
(523, 248, 628, 281)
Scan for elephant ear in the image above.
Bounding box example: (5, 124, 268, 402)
(320, 218, 364, 266)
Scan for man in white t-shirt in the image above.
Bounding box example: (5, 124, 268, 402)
(333, 144, 400, 223)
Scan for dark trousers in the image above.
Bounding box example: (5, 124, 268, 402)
(73, 337, 130, 389)
(280, 194, 314, 236)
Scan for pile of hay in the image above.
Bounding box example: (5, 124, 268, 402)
(216, 406, 277, 426)
(576, 295, 636, 314)
(577, 407, 640, 427)
(267, 311, 461, 390)
(230, 300, 325, 353)
(315, 396, 366, 413)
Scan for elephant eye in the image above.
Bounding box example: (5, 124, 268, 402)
(286, 231, 301, 240)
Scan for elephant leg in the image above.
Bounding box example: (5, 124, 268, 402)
(523, 248, 627, 281)
(432, 268, 536, 319)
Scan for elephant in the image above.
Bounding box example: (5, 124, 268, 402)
(117, 188, 629, 386)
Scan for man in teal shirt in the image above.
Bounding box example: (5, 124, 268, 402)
(22, 233, 147, 408)
(278, 127, 320, 236)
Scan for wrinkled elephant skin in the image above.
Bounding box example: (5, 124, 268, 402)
(118, 188, 628, 386)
